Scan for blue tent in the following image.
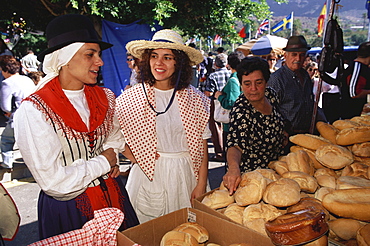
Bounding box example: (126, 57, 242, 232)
(101, 20, 162, 96)
(307, 46, 358, 61)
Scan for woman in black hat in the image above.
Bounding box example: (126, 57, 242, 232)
(13, 14, 139, 239)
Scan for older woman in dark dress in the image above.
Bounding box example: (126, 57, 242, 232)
(223, 57, 286, 194)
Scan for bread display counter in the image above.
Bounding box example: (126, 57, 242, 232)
(194, 116, 370, 246)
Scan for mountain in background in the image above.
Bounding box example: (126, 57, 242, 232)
(266, 0, 365, 18)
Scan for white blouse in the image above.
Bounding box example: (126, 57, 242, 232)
(14, 89, 125, 201)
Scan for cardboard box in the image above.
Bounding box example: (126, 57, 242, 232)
(117, 207, 274, 246)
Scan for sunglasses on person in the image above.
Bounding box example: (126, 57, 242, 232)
(308, 68, 318, 72)
(127, 58, 134, 61)
(268, 59, 276, 61)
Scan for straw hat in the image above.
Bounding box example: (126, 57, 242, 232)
(38, 14, 113, 62)
(126, 29, 204, 66)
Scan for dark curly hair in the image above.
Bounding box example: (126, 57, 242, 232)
(236, 56, 271, 83)
(0, 55, 20, 74)
(137, 49, 193, 90)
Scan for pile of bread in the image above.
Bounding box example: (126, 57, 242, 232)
(160, 222, 252, 246)
(201, 116, 370, 246)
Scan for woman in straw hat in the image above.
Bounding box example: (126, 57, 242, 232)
(116, 29, 211, 223)
(13, 14, 139, 239)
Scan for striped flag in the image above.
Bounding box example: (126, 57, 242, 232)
(317, 3, 327, 37)
(256, 19, 269, 38)
(214, 34, 222, 45)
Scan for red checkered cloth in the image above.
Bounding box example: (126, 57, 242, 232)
(29, 208, 124, 246)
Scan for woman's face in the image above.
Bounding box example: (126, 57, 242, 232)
(126, 55, 135, 69)
(61, 43, 103, 89)
(241, 70, 267, 103)
(150, 49, 176, 84)
(307, 66, 318, 79)
(267, 57, 277, 68)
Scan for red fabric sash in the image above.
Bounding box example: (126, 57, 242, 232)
(32, 77, 108, 132)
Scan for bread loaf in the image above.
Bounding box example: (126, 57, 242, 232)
(357, 224, 370, 246)
(289, 134, 331, 150)
(336, 126, 370, 146)
(242, 202, 282, 235)
(223, 203, 244, 225)
(234, 171, 266, 206)
(336, 176, 370, 189)
(341, 162, 370, 179)
(160, 231, 199, 246)
(286, 150, 315, 176)
(352, 142, 370, 157)
(173, 222, 209, 243)
(304, 148, 325, 169)
(282, 171, 318, 193)
(316, 121, 339, 144)
(201, 189, 234, 209)
(314, 168, 338, 189)
(315, 144, 353, 169)
(351, 115, 370, 126)
(322, 188, 370, 221)
(328, 218, 364, 241)
(314, 187, 334, 201)
(333, 119, 365, 130)
(263, 178, 301, 207)
(268, 160, 289, 176)
(255, 168, 280, 181)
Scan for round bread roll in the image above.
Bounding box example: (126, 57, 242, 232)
(282, 171, 318, 193)
(341, 162, 370, 179)
(201, 189, 234, 209)
(357, 224, 370, 246)
(314, 168, 338, 178)
(263, 178, 301, 207)
(322, 188, 370, 221)
(328, 218, 364, 241)
(286, 150, 314, 176)
(243, 218, 268, 236)
(173, 222, 209, 244)
(336, 176, 370, 189)
(223, 203, 244, 225)
(336, 126, 370, 146)
(234, 171, 267, 206)
(219, 181, 228, 191)
(353, 155, 370, 166)
(255, 168, 280, 181)
(242, 202, 282, 230)
(352, 142, 370, 157)
(316, 121, 339, 144)
(160, 230, 199, 246)
(289, 134, 331, 150)
(315, 144, 353, 169)
(314, 187, 334, 201)
(314, 168, 338, 189)
(268, 160, 289, 176)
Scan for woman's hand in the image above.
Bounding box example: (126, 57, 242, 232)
(190, 183, 206, 205)
(223, 167, 241, 195)
(101, 148, 120, 178)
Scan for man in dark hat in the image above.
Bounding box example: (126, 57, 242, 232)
(268, 35, 326, 141)
(341, 41, 370, 119)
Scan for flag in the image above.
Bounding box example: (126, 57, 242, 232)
(317, 3, 327, 37)
(256, 19, 269, 37)
(238, 24, 250, 38)
(366, 0, 370, 19)
(214, 34, 222, 45)
(271, 13, 293, 34)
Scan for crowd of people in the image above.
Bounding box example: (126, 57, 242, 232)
(1, 13, 370, 242)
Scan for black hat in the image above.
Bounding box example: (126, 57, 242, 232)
(283, 35, 311, 52)
(357, 41, 370, 58)
(38, 14, 113, 61)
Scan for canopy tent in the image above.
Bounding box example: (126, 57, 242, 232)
(236, 35, 288, 56)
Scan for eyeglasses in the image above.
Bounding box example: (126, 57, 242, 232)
(126, 58, 134, 61)
(268, 59, 276, 61)
(308, 68, 318, 72)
